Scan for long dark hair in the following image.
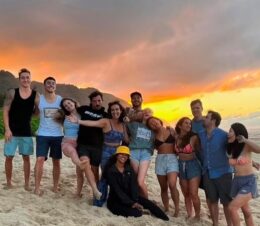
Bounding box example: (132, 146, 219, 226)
(54, 98, 79, 124)
(175, 117, 197, 148)
(60, 98, 79, 115)
(227, 123, 248, 158)
(107, 101, 126, 122)
(102, 154, 131, 180)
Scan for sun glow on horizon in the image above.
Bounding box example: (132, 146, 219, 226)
(143, 86, 260, 126)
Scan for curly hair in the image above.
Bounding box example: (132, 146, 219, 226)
(107, 101, 126, 122)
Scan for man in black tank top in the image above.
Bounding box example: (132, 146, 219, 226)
(3, 68, 39, 190)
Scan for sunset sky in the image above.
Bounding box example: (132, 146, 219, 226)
(1, 0, 260, 127)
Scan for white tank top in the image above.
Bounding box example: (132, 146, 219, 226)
(37, 94, 63, 136)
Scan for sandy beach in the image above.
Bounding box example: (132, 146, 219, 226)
(0, 140, 260, 226)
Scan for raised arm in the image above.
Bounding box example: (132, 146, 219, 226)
(237, 135, 260, 154)
(3, 89, 15, 141)
(67, 114, 108, 129)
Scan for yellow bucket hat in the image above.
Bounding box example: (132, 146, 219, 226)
(115, 146, 130, 156)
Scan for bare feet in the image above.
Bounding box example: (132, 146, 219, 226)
(3, 183, 14, 190)
(187, 216, 200, 223)
(79, 160, 89, 170)
(24, 185, 32, 191)
(52, 186, 61, 193)
(93, 189, 102, 200)
(34, 189, 44, 196)
(173, 209, 179, 218)
(193, 215, 200, 221)
(74, 193, 83, 199)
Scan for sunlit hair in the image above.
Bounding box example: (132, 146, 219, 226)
(175, 117, 197, 148)
(143, 108, 153, 115)
(107, 101, 126, 122)
(208, 110, 221, 127)
(146, 116, 163, 130)
(88, 90, 103, 101)
(18, 68, 30, 78)
(60, 98, 79, 115)
(227, 122, 248, 159)
(44, 76, 56, 84)
(190, 99, 203, 108)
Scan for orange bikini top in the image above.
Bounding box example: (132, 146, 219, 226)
(236, 156, 251, 165)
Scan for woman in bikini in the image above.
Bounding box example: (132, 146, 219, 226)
(227, 123, 260, 226)
(68, 100, 128, 206)
(56, 98, 101, 199)
(175, 117, 201, 220)
(146, 116, 180, 217)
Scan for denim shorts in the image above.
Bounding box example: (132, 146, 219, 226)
(4, 137, 33, 157)
(231, 174, 259, 199)
(155, 154, 179, 175)
(36, 136, 63, 160)
(203, 172, 232, 205)
(130, 149, 152, 164)
(101, 145, 117, 170)
(178, 158, 202, 180)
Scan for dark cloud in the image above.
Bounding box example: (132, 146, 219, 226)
(1, 0, 260, 100)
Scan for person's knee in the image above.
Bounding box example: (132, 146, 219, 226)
(161, 188, 168, 194)
(52, 159, 60, 166)
(168, 182, 177, 191)
(137, 178, 145, 187)
(5, 156, 13, 163)
(228, 203, 238, 213)
(36, 157, 45, 166)
(190, 191, 199, 200)
(22, 155, 30, 162)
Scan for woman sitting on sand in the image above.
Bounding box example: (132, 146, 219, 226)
(227, 122, 260, 226)
(67, 100, 128, 206)
(56, 98, 101, 200)
(103, 145, 169, 221)
(175, 117, 201, 220)
(146, 116, 180, 217)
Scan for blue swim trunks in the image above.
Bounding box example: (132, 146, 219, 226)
(4, 137, 33, 157)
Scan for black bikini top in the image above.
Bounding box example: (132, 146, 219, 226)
(154, 133, 175, 148)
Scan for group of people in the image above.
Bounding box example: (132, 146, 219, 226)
(2, 68, 260, 225)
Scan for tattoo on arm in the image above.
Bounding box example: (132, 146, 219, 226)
(3, 89, 15, 108)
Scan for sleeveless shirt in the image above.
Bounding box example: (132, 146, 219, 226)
(37, 95, 63, 136)
(9, 88, 36, 136)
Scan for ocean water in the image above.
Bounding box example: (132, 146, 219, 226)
(248, 127, 260, 162)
